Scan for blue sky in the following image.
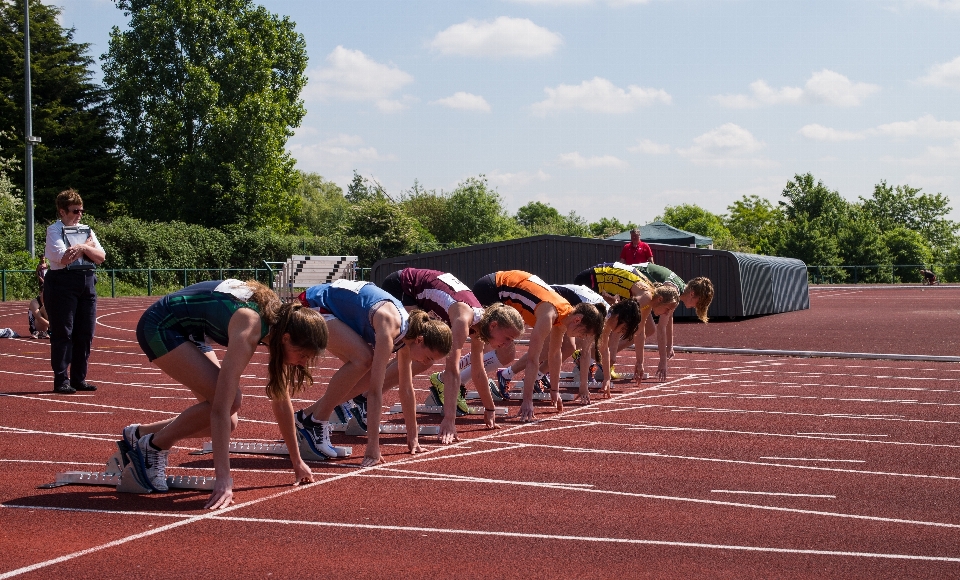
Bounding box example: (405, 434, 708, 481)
(57, 0, 960, 224)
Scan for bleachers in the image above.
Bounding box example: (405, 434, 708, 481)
(273, 255, 358, 300)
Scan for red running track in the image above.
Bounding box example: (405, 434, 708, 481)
(0, 288, 959, 578)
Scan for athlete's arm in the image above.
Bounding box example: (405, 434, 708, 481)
(365, 305, 402, 466)
(271, 396, 313, 484)
(519, 303, 557, 421)
(206, 307, 260, 509)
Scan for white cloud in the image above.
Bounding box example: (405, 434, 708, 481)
(713, 69, 878, 108)
(304, 46, 413, 110)
(918, 56, 960, 89)
(926, 140, 960, 162)
(429, 17, 561, 58)
(906, 0, 960, 10)
(627, 139, 671, 154)
(798, 124, 865, 142)
(873, 115, 960, 138)
(487, 169, 551, 187)
(676, 123, 774, 167)
(430, 92, 491, 112)
(558, 152, 628, 169)
(532, 77, 671, 115)
(289, 134, 395, 173)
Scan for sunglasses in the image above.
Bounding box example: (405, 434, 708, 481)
(68, 208, 84, 215)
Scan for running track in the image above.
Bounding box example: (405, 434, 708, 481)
(0, 286, 958, 578)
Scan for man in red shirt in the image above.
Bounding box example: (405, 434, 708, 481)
(619, 228, 654, 265)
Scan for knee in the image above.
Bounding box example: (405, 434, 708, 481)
(353, 350, 373, 369)
(229, 413, 239, 432)
(497, 343, 516, 365)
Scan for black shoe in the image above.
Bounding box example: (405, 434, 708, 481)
(72, 381, 97, 392)
(351, 394, 368, 432)
(53, 382, 76, 394)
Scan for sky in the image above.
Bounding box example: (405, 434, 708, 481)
(55, 0, 960, 224)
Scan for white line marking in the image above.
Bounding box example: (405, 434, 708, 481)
(711, 490, 836, 499)
(47, 411, 111, 414)
(760, 457, 866, 463)
(798, 433, 888, 437)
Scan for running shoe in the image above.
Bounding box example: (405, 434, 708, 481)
(492, 369, 511, 401)
(430, 373, 469, 416)
(295, 410, 340, 459)
(534, 373, 550, 394)
(122, 424, 140, 451)
(572, 349, 582, 370)
(350, 395, 368, 432)
(334, 402, 354, 424)
(588, 362, 600, 383)
(128, 434, 169, 492)
(609, 365, 623, 380)
(72, 381, 97, 392)
(53, 381, 75, 394)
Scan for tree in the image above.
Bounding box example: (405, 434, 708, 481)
(291, 171, 349, 236)
(516, 201, 561, 230)
(779, 173, 849, 230)
(102, 0, 308, 231)
(860, 181, 958, 254)
(346, 193, 428, 265)
(836, 209, 890, 283)
(432, 176, 517, 246)
(883, 227, 933, 282)
(589, 217, 635, 239)
(0, 0, 119, 217)
(725, 195, 783, 253)
(657, 203, 745, 250)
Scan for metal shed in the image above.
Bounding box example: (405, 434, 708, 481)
(370, 235, 809, 319)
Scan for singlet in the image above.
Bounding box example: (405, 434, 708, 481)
(399, 268, 484, 326)
(302, 280, 409, 349)
(576, 262, 652, 300)
(493, 271, 573, 327)
(550, 284, 605, 306)
(632, 263, 686, 294)
(150, 280, 268, 346)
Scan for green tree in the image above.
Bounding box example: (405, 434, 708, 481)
(433, 176, 517, 246)
(0, 0, 119, 216)
(725, 195, 783, 253)
(860, 181, 958, 254)
(836, 209, 890, 283)
(291, 171, 348, 235)
(883, 227, 933, 282)
(346, 193, 428, 265)
(589, 217, 635, 239)
(516, 201, 561, 230)
(657, 203, 744, 250)
(102, 0, 307, 231)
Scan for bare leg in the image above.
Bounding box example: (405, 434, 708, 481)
(137, 349, 221, 437)
(303, 319, 372, 420)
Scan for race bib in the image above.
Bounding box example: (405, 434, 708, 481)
(437, 272, 469, 293)
(527, 274, 553, 292)
(331, 279, 369, 293)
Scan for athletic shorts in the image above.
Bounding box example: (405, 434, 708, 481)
(472, 273, 499, 307)
(136, 300, 214, 361)
(380, 271, 417, 307)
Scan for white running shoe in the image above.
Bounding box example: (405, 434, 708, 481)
(136, 434, 169, 492)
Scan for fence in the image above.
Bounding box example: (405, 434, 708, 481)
(0, 268, 272, 301)
(806, 264, 956, 285)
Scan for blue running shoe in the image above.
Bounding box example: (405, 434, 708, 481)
(350, 395, 368, 432)
(334, 402, 353, 424)
(534, 373, 550, 394)
(295, 410, 339, 459)
(127, 434, 168, 492)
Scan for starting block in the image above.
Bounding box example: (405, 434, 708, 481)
(193, 440, 352, 459)
(39, 441, 215, 493)
(466, 390, 575, 402)
(344, 418, 441, 437)
(388, 402, 508, 416)
(559, 371, 634, 381)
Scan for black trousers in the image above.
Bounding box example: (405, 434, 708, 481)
(44, 269, 97, 386)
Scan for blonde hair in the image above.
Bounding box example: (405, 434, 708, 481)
(407, 310, 453, 355)
(652, 284, 680, 308)
(475, 303, 524, 344)
(241, 281, 328, 400)
(686, 277, 714, 323)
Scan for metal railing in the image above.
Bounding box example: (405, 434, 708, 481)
(0, 268, 270, 301)
(806, 264, 955, 285)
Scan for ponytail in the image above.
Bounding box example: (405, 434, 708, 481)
(572, 303, 604, 365)
(406, 310, 453, 355)
(686, 277, 714, 323)
(265, 303, 327, 400)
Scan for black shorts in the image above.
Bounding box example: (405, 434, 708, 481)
(136, 300, 214, 361)
(471, 273, 499, 307)
(380, 271, 416, 307)
(573, 269, 597, 291)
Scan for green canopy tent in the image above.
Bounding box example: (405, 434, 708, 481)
(607, 221, 713, 248)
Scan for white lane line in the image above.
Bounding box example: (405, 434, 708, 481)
(95, 308, 146, 332)
(798, 433, 888, 437)
(0, 459, 102, 466)
(48, 411, 111, 414)
(711, 490, 835, 499)
(2, 504, 958, 563)
(761, 457, 866, 463)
